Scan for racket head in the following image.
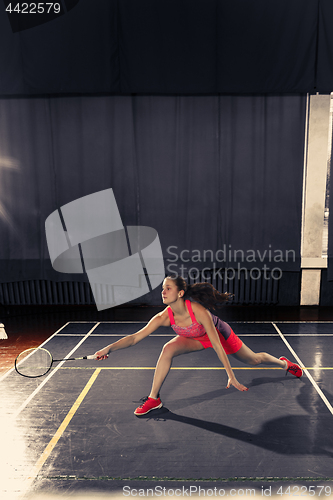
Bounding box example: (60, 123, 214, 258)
(15, 347, 53, 378)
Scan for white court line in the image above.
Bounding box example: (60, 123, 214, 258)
(272, 322, 333, 417)
(56, 334, 86, 337)
(229, 321, 333, 324)
(234, 333, 333, 337)
(11, 323, 100, 420)
(284, 333, 333, 337)
(271, 321, 333, 324)
(0, 322, 71, 383)
(69, 321, 147, 324)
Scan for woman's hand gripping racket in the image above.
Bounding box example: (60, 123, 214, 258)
(14, 347, 103, 378)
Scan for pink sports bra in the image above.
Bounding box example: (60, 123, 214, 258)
(167, 300, 206, 338)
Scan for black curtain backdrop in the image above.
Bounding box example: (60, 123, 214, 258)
(0, 0, 331, 95)
(318, 0, 333, 93)
(0, 95, 306, 284)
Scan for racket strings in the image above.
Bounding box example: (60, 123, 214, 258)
(15, 348, 53, 378)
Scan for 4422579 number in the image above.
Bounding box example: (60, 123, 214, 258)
(5, 3, 61, 14)
(276, 486, 332, 497)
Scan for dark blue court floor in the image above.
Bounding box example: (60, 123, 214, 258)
(2, 321, 333, 500)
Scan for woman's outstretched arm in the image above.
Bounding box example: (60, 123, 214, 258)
(94, 311, 169, 359)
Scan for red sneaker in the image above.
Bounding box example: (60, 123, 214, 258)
(134, 396, 163, 415)
(279, 357, 303, 378)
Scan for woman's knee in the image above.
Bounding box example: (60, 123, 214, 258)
(160, 337, 194, 359)
(249, 352, 271, 366)
(237, 351, 261, 366)
(160, 341, 179, 359)
(234, 345, 261, 366)
(248, 354, 261, 366)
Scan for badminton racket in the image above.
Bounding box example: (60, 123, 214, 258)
(15, 347, 99, 378)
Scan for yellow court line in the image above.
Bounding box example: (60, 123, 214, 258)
(26, 368, 101, 484)
(58, 366, 333, 370)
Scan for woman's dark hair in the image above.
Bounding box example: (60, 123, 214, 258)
(165, 275, 232, 310)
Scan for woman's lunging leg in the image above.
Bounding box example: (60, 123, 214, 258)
(232, 343, 286, 367)
(149, 336, 204, 398)
(134, 336, 204, 415)
(149, 347, 174, 399)
(232, 343, 303, 378)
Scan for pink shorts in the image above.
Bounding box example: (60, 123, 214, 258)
(197, 328, 243, 354)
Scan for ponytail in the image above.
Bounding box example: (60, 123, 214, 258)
(166, 275, 231, 310)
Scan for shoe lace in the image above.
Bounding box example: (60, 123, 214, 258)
(138, 396, 149, 407)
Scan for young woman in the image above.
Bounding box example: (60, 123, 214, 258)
(95, 276, 303, 415)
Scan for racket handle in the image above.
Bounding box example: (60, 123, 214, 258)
(86, 355, 98, 360)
